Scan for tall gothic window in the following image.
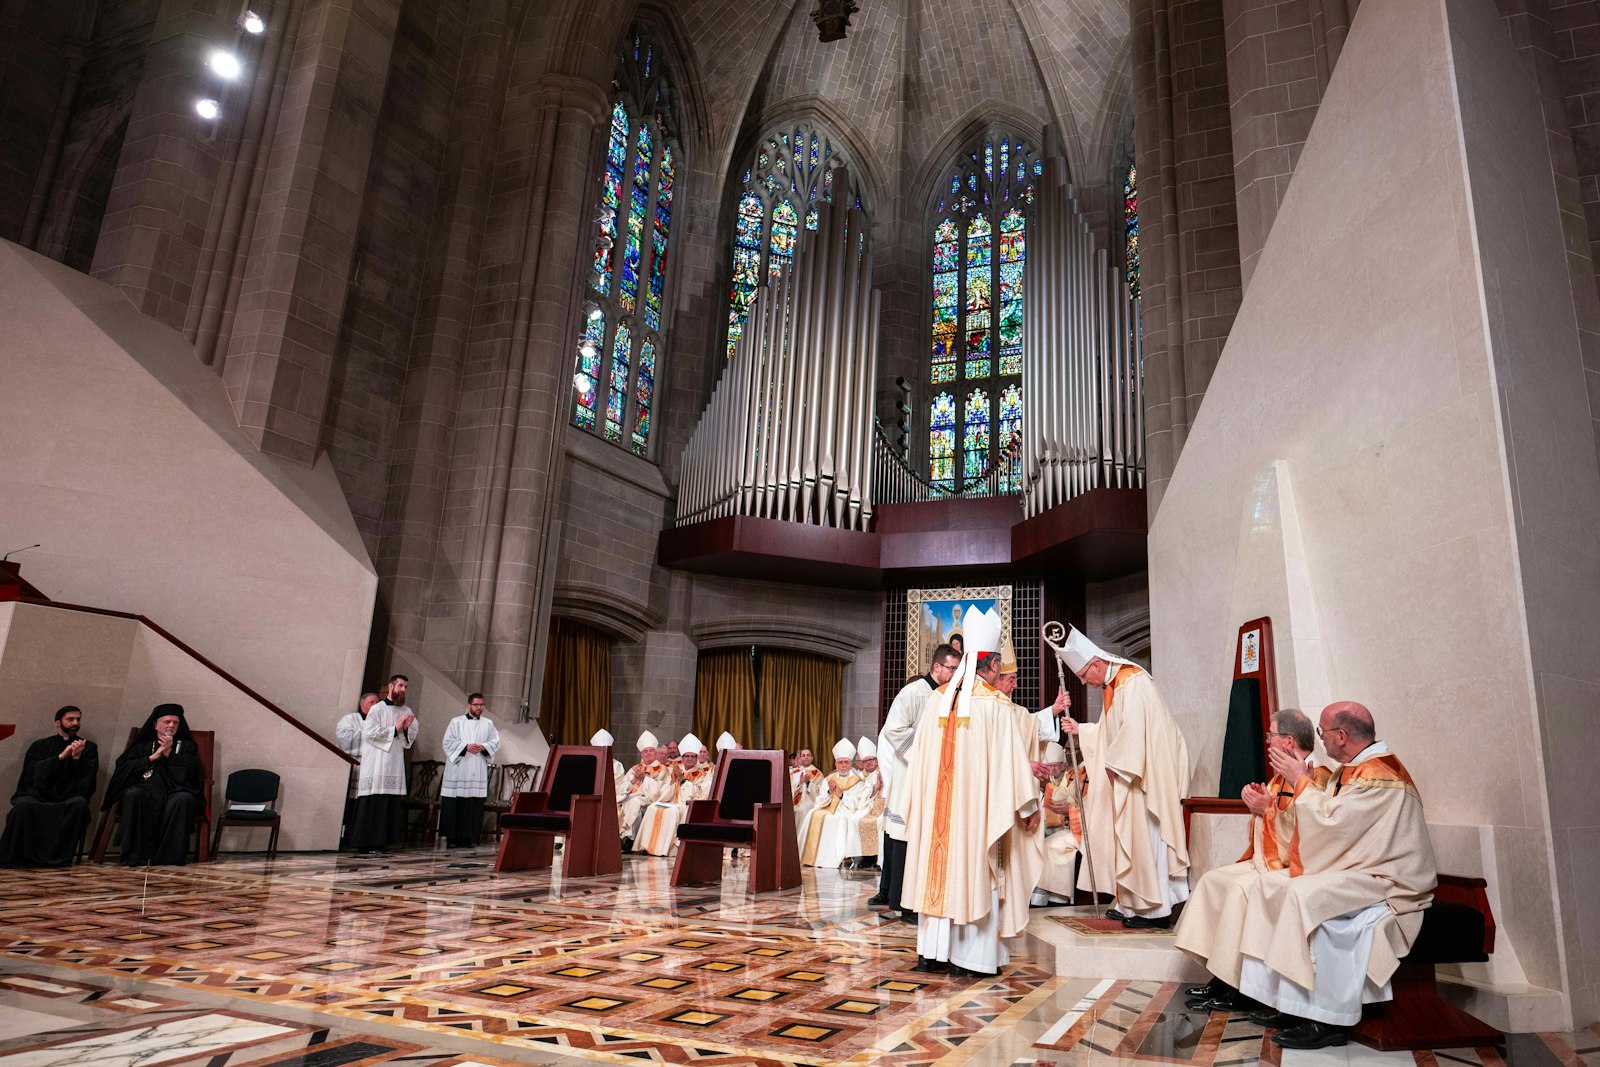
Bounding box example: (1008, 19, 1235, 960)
(1124, 164, 1140, 299)
(573, 30, 680, 457)
(724, 123, 859, 359)
(928, 137, 1040, 493)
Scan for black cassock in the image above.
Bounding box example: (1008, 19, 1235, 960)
(105, 738, 201, 866)
(0, 735, 99, 867)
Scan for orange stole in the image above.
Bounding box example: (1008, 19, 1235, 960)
(1237, 768, 1328, 870)
(1287, 755, 1408, 875)
(924, 678, 977, 915)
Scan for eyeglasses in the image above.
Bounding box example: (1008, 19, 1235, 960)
(1315, 726, 1344, 739)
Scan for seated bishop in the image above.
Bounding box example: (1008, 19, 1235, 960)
(636, 734, 715, 856)
(797, 738, 863, 864)
(805, 737, 884, 869)
(591, 729, 625, 797)
(1234, 702, 1437, 1050)
(618, 731, 669, 846)
(1030, 742, 1085, 906)
(1174, 708, 1328, 1003)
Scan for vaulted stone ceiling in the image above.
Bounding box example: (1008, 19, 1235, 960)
(671, 0, 1132, 207)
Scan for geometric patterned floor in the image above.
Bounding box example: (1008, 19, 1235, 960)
(0, 849, 1595, 1067)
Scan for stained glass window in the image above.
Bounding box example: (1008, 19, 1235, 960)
(572, 26, 680, 457)
(927, 136, 1038, 493)
(929, 392, 956, 491)
(723, 121, 866, 359)
(1124, 164, 1140, 300)
(998, 383, 1022, 492)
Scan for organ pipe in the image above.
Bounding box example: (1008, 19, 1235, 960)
(675, 178, 879, 531)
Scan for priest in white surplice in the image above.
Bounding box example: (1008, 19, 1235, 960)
(1053, 627, 1190, 928)
(871, 643, 960, 922)
(349, 674, 419, 854)
(1236, 703, 1437, 1050)
(1174, 708, 1327, 1008)
(901, 606, 1042, 977)
(335, 692, 379, 845)
(439, 693, 501, 848)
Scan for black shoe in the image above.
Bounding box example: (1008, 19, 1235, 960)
(911, 956, 948, 973)
(897, 910, 917, 924)
(1249, 1008, 1295, 1027)
(1189, 989, 1260, 1013)
(865, 895, 889, 906)
(949, 963, 996, 978)
(1272, 1021, 1349, 1049)
(1122, 914, 1171, 929)
(1185, 977, 1231, 999)
(1104, 908, 1127, 921)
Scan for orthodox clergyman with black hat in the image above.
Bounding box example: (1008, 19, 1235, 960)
(0, 706, 99, 867)
(104, 703, 202, 866)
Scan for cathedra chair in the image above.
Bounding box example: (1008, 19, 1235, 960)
(90, 728, 215, 863)
(1351, 874, 1503, 1051)
(210, 769, 282, 859)
(673, 749, 800, 894)
(494, 745, 620, 876)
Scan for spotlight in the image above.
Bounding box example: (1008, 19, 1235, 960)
(580, 342, 597, 358)
(584, 302, 603, 322)
(574, 373, 592, 394)
(195, 98, 221, 120)
(241, 10, 265, 34)
(209, 50, 242, 79)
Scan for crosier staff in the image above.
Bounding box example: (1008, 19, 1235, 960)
(1042, 620, 1099, 905)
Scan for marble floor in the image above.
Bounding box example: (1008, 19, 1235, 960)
(0, 849, 1594, 1067)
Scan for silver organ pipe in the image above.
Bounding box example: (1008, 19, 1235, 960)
(675, 181, 880, 532)
(1019, 151, 1145, 519)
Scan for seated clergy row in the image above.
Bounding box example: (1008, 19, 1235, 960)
(1, 704, 206, 868)
(795, 737, 884, 869)
(611, 729, 737, 854)
(1173, 703, 1437, 1050)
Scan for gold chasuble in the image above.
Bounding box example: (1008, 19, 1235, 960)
(1174, 763, 1329, 985)
(1240, 748, 1436, 991)
(1076, 665, 1191, 914)
(900, 679, 1042, 938)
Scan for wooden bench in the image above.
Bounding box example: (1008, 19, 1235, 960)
(494, 744, 620, 877)
(90, 728, 214, 863)
(1352, 874, 1503, 1051)
(672, 749, 800, 894)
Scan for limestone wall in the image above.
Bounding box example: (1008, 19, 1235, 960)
(1148, 0, 1600, 1027)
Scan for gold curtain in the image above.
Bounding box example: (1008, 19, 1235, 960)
(539, 618, 611, 745)
(757, 648, 843, 765)
(693, 647, 756, 751)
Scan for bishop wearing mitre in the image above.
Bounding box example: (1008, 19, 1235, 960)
(1054, 626, 1190, 928)
(636, 734, 715, 856)
(618, 731, 668, 846)
(900, 605, 1042, 976)
(797, 738, 862, 864)
(1031, 741, 1084, 906)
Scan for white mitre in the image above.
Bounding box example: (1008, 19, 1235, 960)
(831, 737, 857, 761)
(1057, 625, 1138, 673)
(963, 604, 1003, 661)
(715, 731, 738, 752)
(1043, 741, 1066, 763)
(680, 732, 705, 756)
(856, 736, 877, 758)
(637, 730, 660, 752)
(590, 729, 615, 746)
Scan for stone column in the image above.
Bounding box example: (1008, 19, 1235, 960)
(1133, 0, 1244, 516)
(467, 74, 610, 715)
(218, 0, 401, 465)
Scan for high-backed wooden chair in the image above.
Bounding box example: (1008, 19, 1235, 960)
(482, 762, 536, 843)
(494, 745, 620, 876)
(403, 758, 444, 845)
(673, 749, 800, 894)
(90, 728, 214, 863)
(1352, 875, 1502, 1051)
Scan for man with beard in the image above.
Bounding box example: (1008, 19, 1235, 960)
(0, 706, 99, 867)
(103, 704, 202, 866)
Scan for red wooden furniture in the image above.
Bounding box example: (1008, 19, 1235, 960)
(90, 728, 214, 862)
(494, 744, 620, 876)
(672, 749, 800, 894)
(1352, 874, 1502, 1051)
(1233, 617, 1277, 736)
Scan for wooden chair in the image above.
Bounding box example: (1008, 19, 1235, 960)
(482, 762, 535, 843)
(672, 749, 800, 894)
(210, 768, 282, 859)
(402, 758, 444, 845)
(494, 745, 620, 876)
(90, 728, 214, 863)
(1352, 874, 1503, 1051)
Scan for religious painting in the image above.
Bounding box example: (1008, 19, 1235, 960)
(904, 584, 1013, 680)
(1240, 627, 1261, 675)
